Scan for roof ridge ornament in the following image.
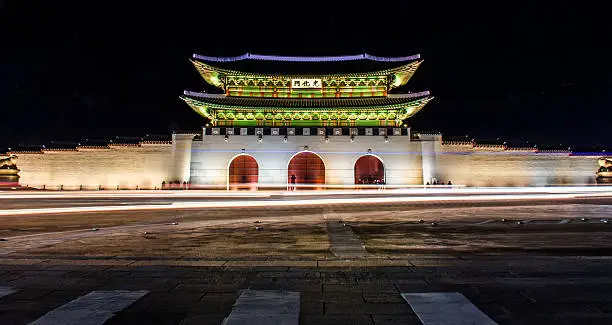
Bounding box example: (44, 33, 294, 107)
(192, 53, 420, 63)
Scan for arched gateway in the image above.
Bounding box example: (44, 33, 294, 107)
(228, 154, 258, 190)
(287, 152, 325, 190)
(355, 155, 385, 185)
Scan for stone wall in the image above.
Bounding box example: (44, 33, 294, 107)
(8, 134, 601, 190)
(433, 143, 599, 186)
(13, 143, 173, 189)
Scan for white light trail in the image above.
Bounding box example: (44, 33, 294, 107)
(1, 185, 612, 199)
(0, 191, 272, 199)
(0, 191, 610, 216)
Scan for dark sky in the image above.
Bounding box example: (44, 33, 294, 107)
(1, 2, 611, 150)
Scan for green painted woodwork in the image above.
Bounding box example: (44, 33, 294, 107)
(185, 57, 430, 127)
(215, 119, 398, 127)
(191, 59, 422, 93)
(181, 96, 432, 127)
(226, 90, 388, 98)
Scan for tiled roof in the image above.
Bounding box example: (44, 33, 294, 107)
(194, 53, 420, 62)
(182, 91, 430, 109)
(193, 53, 420, 75)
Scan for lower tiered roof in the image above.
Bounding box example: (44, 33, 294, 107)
(183, 91, 430, 108)
(181, 91, 433, 127)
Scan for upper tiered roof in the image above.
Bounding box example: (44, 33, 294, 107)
(193, 53, 420, 73)
(191, 53, 423, 91)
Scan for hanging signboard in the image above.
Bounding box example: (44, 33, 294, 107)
(290, 78, 322, 89)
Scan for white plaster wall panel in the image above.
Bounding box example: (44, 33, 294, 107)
(170, 134, 196, 182)
(16, 144, 173, 189)
(420, 141, 437, 184)
(417, 134, 442, 185)
(435, 145, 598, 186)
(190, 135, 421, 186)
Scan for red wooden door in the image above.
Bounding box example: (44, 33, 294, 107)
(229, 155, 258, 190)
(288, 152, 325, 190)
(354, 155, 385, 185)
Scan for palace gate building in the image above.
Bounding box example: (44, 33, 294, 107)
(180, 53, 435, 189)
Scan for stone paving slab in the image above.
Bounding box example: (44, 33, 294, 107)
(300, 314, 375, 325)
(0, 287, 17, 299)
(224, 260, 317, 267)
(177, 313, 230, 325)
(372, 314, 422, 325)
(0, 259, 609, 324)
(401, 292, 497, 325)
(326, 221, 369, 258)
(221, 290, 300, 325)
(104, 311, 186, 325)
(129, 260, 227, 267)
(28, 290, 149, 325)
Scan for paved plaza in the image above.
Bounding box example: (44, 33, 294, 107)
(1, 189, 612, 324)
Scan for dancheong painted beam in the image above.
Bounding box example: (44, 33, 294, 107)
(181, 91, 432, 127)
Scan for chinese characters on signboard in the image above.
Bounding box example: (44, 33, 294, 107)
(291, 78, 322, 89)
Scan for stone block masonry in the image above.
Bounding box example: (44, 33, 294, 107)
(12, 143, 174, 190)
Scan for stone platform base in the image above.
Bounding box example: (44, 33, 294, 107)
(0, 173, 20, 187)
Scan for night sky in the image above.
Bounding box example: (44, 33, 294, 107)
(1, 2, 611, 151)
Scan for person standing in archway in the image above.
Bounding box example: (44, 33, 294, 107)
(290, 174, 297, 191)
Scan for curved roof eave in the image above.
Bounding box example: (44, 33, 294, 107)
(180, 92, 432, 112)
(390, 60, 423, 89)
(191, 59, 423, 82)
(193, 53, 420, 63)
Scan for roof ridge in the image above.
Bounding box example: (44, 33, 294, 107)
(193, 53, 420, 63)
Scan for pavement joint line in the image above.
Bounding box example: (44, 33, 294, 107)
(401, 292, 498, 325)
(27, 290, 149, 325)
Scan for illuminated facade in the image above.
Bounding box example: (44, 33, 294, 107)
(181, 53, 434, 188)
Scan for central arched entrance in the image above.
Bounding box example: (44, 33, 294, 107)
(355, 155, 385, 185)
(228, 154, 259, 190)
(287, 151, 325, 190)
